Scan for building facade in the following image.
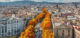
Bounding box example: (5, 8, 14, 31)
(0, 17, 24, 36)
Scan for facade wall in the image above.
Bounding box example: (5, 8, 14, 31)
(0, 18, 24, 36)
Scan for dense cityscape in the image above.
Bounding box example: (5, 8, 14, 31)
(0, 1, 80, 38)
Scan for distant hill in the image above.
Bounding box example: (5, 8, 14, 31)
(0, 1, 80, 6)
(0, 1, 54, 6)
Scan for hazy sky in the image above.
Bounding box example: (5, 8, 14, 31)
(0, 0, 80, 3)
